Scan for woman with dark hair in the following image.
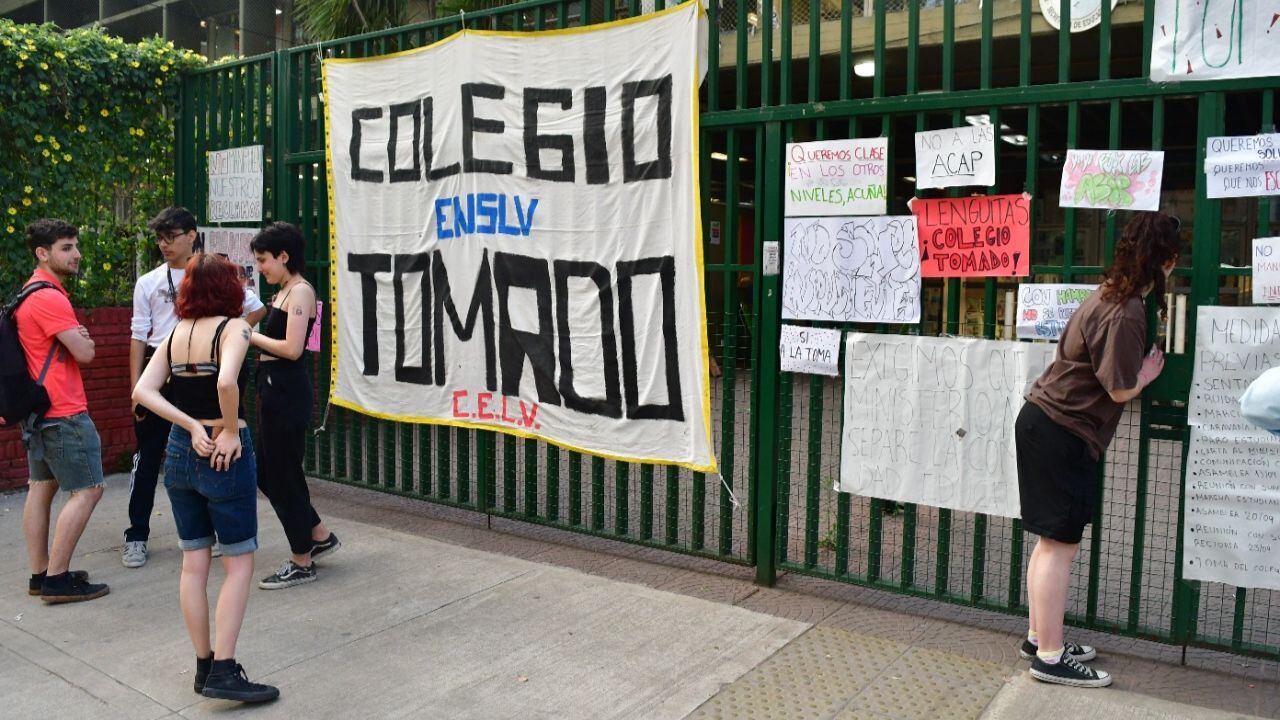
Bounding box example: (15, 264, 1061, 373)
(132, 254, 279, 703)
(249, 222, 339, 590)
(1014, 211, 1180, 688)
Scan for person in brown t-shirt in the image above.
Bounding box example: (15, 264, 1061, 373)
(1015, 212, 1179, 688)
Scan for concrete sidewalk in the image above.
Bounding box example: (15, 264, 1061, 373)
(1, 474, 1277, 719)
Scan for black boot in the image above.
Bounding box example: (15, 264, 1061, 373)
(201, 659, 279, 703)
(194, 655, 212, 693)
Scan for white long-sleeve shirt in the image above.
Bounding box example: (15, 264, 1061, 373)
(131, 263, 264, 348)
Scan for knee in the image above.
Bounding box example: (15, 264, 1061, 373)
(74, 485, 105, 505)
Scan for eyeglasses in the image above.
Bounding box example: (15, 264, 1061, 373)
(155, 231, 186, 246)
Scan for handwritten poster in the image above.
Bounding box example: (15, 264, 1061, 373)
(1205, 134, 1280, 199)
(785, 138, 887, 216)
(1151, 0, 1280, 82)
(206, 145, 264, 222)
(912, 194, 1031, 278)
(782, 216, 920, 323)
(1060, 149, 1164, 212)
(1015, 283, 1096, 341)
(779, 325, 841, 376)
(915, 125, 995, 189)
(840, 333, 1055, 518)
(307, 300, 324, 352)
(1254, 238, 1280, 304)
(1184, 306, 1280, 591)
(196, 226, 258, 292)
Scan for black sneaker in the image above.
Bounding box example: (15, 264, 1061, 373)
(194, 655, 212, 694)
(40, 573, 110, 604)
(310, 532, 342, 562)
(1030, 652, 1112, 688)
(258, 560, 317, 590)
(201, 660, 280, 703)
(28, 570, 88, 596)
(1019, 638, 1096, 663)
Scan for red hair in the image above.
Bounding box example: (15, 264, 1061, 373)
(176, 254, 243, 319)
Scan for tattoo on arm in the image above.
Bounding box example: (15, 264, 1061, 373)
(241, 328, 251, 341)
(292, 305, 304, 316)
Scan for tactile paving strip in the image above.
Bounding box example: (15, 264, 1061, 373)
(686, 625, 1012, 720)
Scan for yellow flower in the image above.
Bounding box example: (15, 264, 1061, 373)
(129, 60, 139, 68)
(41, 149, 49, 157)
(5, 226, 13, 234)
(38, 197, 46, 204)
(50, 140, 59, 150)
(21, 198, 31, 207)
(77, 124, 86, 133)
(135, 127, 145, 136)
(102, 262, 112, 271)
(22, 185, 31, 193)
(18, 51, 26, 60)
(54, 51, 65, 60)
(6, 207, 15, 216)
(154, 78, 162, 86)
(62, 153, 71, 162)
(38, 62, 47, 70)
(159, 64, 168, 72)
(13, 61, 21, 69)
(33, 134, 42, 143)
(100, 108, 109, 117)
(38, 83, 48, 92)
(108, 53, 117, 60)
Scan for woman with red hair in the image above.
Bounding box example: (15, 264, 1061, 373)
(132, 253, 278, 704)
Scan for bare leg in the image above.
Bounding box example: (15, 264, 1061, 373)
(179, 549, 213, 657)
(310, 521, 330, 543)
(23, 480, 58, 574)
(1027, 537, 1079, 652)
(213, 553, 255, 660)
(47, 486, 103, 575)
(1026, 539, 1041, 637)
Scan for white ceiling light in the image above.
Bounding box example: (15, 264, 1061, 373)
(1002, 134, 1028, 146)
(853, 60, 875, 78)
(965, 113, 991, 126)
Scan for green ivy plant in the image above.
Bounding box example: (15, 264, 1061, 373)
(0, 21, 205, 306)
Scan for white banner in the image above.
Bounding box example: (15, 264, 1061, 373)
(785, 138, 887, 216)
(840, 333, 1055, 518)
(1015, 283, 1096, 341)
(206, 145, 263, 222)
(1205, 134, 1280, 199)
(779, 325, 840, 376)
(323, 1, 715, 471)
(782, 216, 920, 324)
(1151, 0, 1280, 82)
(914, 125, 995, 189)
(1185, 306, 1280, 591)
(197, 226, 259, 293)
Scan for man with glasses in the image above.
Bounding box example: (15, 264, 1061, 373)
(123, 207, 267, 568)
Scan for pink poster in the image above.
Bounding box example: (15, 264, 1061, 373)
(1059, 149, 1164, 212)
(306, 300, 323, 352)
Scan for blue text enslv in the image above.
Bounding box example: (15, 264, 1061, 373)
(435, 193, 539, 239)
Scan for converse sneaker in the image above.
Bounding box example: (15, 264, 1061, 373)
(200, 660, 279, 703)
(40, 573, 110, 604)
(28, 570, 88, 596)
(194, 655, 212, 694)
(121, 540, 148, 568)
(258, 560, 316, 590)
(1030, 651, 1112, 688)
(1020, 638, 1096, 663)
(310, 532, 341, 562)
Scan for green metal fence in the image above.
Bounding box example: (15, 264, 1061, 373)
(176, 0, 1280, 660)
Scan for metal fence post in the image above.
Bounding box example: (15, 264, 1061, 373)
(753, 121, 784, 588)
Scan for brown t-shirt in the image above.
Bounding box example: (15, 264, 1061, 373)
(1026, 288, 1147, 459)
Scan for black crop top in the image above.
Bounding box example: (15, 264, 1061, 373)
(259, 281, 315, 363)
(166, 318, 247, 420)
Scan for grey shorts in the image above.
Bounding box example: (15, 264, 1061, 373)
(25, 412, 105, 493)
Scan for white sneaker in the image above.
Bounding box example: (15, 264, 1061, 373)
(121, 541, 148, 568)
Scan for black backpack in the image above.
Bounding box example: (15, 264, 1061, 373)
(0, 281, 59, 428)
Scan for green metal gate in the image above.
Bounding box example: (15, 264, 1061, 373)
(175, 0, 1280, 660)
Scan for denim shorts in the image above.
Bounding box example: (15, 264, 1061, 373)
(162, 425, 258, 556)
(25, 412, 104, 493)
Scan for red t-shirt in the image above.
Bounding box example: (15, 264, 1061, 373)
(15, 269, 87, 418)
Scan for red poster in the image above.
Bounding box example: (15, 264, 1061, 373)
(913, 193, 1031, 277)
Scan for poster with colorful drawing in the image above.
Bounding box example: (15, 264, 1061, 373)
(782, 216, 920, 324)
(1150, 0, 1280, 82)
(912, 194, 1031, 278)
(1059, 150, 1164, 212)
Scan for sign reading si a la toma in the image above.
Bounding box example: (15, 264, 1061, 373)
(323, 1, 716, 471)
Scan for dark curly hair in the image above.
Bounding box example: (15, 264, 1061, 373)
(176, 253, 243, 319)
(1099, 212, 1180, 318)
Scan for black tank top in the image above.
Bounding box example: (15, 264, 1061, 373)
(260, 281, 315, 364)
(166, 318, 246, 420)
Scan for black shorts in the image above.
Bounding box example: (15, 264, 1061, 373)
(1015, 401, 1100, 544)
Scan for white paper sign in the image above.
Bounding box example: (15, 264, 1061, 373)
(763, 241, 780, 276)
(1151, 0, 1280, 82)
(782, 216, 920, 324)
(197, 226, 259, 292)
(1205, 134, 1280, 199)
(840, 333, 1055, 518)
(914, 125, 995, 189)
(1059, 149, 1164, 212)
(779, 325, 840, 376)
(785, 138, 887, 216)
(206, 145, 263, 222)
(1255, 238, 1280, 305)
(1015, 283, 1096, 341)
(324, 2, 715, 471)
(1184, 306, 1280, 591)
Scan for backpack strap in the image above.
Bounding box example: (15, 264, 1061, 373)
(5, 281, 56, 316)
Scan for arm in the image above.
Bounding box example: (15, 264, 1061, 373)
(1107, 346, 1164, 404)
(131, 334, 212, 455)
(208, 319, 251, 470)
(55, 326, 95, 365)
(129, 339, 148, 393)
(242, 287, 267, 327)
(129, 278, 152, 393)
(250, 283, 315, 361)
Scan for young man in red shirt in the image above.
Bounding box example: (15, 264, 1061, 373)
(18, 219, 110, 603)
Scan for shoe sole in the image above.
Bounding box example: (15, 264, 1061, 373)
(122, 558, 146, 568)
(41, 587, 110, 604)
(258, 574, 317, 590)
(1030, 667, 1112, 688)
(28, 572, 91, 595)
(201, 687, 280, 703)
(1019, 648, 1098, 663)
(310, 537, 342, 562)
